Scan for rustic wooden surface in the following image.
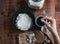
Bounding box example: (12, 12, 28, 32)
(55, 0, 60, 12)
(55, 0, 60, 36)
(0, 0, 59, 44)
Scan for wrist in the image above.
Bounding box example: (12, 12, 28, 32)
(51, 30, 59, 37)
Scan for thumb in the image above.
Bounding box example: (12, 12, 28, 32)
(41, 19, 52, 30)
(41, 19, 49, 27)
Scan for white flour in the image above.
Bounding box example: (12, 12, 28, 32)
(29, 0, 45, 9)
(16, 13, 32, 31)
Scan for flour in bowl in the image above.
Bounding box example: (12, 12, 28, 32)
(28, 0, 45, 9)
(16, 13, 32, 31)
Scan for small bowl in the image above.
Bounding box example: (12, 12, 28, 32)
(13, 10, 35, 31)
(25, 0, 45, 9)
(35, 15, 44, 27)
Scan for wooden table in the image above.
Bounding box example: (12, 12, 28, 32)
(0, 0, 56, 44)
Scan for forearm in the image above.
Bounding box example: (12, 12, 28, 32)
(51, 30, 60, 44)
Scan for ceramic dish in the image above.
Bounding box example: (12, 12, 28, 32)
(25, 0, 45, 9)
(13, 10, 35, 31)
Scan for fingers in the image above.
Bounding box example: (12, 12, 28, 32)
(41, 17, 54, 29)
(41, 17, 55, 24)
(42, 17, 53, 22)
(41, 19, 51, 27)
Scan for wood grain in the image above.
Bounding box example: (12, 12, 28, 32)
(0, 0, 56, 44)
(55, 0, 60, 12)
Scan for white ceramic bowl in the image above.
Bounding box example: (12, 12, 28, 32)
(25, 0, 45, 9)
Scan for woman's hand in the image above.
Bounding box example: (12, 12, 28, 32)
(41, 17, 60, 44)
(41, 17, 56, 33)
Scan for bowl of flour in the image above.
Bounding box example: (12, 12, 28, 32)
(13, 10, 35, 31)
(25, 0, 45, 9)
